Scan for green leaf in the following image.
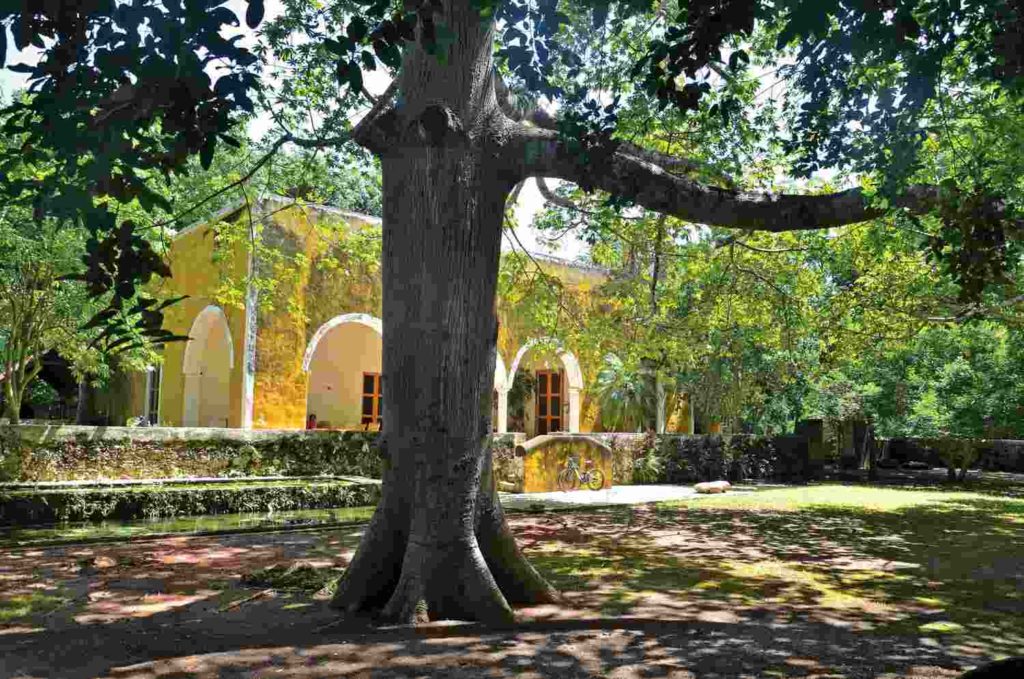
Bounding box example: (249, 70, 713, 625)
(200, 136, 216, 170)
(245, 0, 265, 29)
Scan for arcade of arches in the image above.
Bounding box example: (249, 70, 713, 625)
(136, 197, 693, 435)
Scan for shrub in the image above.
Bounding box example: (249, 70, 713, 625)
(0, 480, 381, 525)
(0, 428, 27, 481)
(655, 434, 783, 484)
(2, 427, 389, 481)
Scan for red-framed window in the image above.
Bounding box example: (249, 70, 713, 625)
(535, 369, 563, 435)
(360, 372, 382, 427)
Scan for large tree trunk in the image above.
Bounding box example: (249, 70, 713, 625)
(75, 380, 93, 425)
(331, 3, 558, 617)
(330, 149, 556, 624)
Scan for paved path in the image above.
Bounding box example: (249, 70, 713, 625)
(500, 483, 752, 509)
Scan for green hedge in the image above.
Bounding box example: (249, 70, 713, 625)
(0, 480, 381, 525)
(0, 427, 525, 483)
(0, 427, 384, 482)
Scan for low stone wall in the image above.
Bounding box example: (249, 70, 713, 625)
(584, 432, 810, 485)
(491, 434, 526, 492)
(0, 425, 380, 481)
(0, 479, 381, 525)
(0, 425, 530, 484)
(884, 437, 1024, 473)
(586, 434, 650, 485)
(515, 434, 613, 493)
(0, 424, 821, 488)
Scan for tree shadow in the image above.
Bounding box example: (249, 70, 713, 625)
(2, 491, 1021, 678)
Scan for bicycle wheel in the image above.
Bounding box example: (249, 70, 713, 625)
(557, 468, 579, 492)
(586, 468, 605, 491)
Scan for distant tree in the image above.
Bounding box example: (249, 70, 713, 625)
(0, 212, 94, 423)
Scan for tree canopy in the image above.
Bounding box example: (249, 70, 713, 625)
(1, 0, 1022, 332)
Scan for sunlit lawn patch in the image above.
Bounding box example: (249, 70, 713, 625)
(0, 590, 70, 623)
(524, 483, 1024, 656)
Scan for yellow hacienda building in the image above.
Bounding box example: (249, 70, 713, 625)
(127, 195, 692, 436)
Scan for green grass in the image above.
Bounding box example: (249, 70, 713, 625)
(0, 590, 70, 623)
(242, 562, 342, 594)
(527, 483, 1024, 657)
(665, 483, 1024, 512)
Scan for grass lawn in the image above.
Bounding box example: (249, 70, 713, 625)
(1, 482, 1021, 677)
(524, 484, 1024, 663)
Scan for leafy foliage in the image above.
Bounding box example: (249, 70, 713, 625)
(0, 480, 381, 525)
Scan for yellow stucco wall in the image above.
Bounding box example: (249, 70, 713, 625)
(151, 200, 636, 433)
(154, 220, 249, 428)
(306, 323, 382, 429)
(249, 205, 383, 429)
(522, 440, 613, 492)
(497, 259, 606, 434)
(666, 394, 694, 434)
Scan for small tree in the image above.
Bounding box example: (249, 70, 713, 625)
(0, 215, 93, 423)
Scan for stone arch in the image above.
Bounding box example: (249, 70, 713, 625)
(505, 337, 584, 434)
(302, 313, 383, 373)
(303, 313, 384, 429)
(181, 305, 234, 427)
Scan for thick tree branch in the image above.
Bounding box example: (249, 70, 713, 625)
(509, 127, 944, 231)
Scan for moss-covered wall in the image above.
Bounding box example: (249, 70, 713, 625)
(154, 219, 250, 427)
(249, 206, 383, 429)
(519, 437, 613, 492)
(497, 259, 607, 433)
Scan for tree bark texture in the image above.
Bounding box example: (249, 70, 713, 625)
(331, 1, 556, 623)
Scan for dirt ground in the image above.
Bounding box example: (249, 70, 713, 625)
(1, 493, 1020, 678)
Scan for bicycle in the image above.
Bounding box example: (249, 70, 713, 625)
(557, 456, 605, 491)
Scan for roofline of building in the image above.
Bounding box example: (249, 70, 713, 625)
(518, 249, 609, 275)
(171, 193, 607, 275)
(171, 193, 383, 241)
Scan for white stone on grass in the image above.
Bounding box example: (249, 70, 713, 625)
(694, 480, 731, 494)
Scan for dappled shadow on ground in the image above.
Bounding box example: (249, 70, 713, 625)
(1, 488, 1022, 678)
(513, 498, 1023, 660)
(0, 597, 971, 679)
(0, 527, 366, 628)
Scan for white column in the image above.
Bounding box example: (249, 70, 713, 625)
(241, 253, 259, 430)
(568, 387, 581, 433)
(655, 375, 666, 434)
(496, 389, 508, 434)
(686, 392, 695, 434)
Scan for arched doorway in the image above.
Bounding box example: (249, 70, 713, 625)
(182, 305, 234, 427)
(505, 338, 584, 436)
(302, 313, 384, 430)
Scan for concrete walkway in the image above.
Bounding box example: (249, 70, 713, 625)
(499, 483, 752, 510)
